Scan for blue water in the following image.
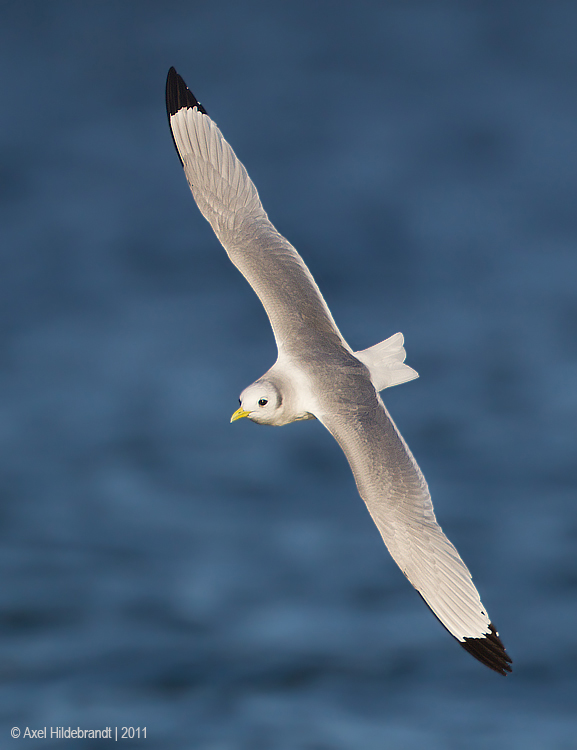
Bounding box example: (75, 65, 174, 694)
(1, 2, 576, 747)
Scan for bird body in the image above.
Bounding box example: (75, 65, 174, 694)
(166, 67, 512, 675)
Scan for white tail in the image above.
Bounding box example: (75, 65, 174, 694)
(354, 332, 418, 392)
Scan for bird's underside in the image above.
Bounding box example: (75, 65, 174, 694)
(165, 67, 512, 675)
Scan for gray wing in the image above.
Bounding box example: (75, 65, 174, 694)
(166, 68, 349, 359)
(319, 380, 512, 674)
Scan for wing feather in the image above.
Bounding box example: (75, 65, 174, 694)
(320, 385, 511, 674)
(166, 68, 349, 359)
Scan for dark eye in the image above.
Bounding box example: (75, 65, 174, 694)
(258, 398, 268, 407)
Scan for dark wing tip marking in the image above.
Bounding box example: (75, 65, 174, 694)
(461, 623, 513, 676)
(165, 67, 207, 118)
(417, 592, 512, 676)
(165, 67, 208, 167)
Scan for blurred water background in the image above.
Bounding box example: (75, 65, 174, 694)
(1, 1, 576, 747)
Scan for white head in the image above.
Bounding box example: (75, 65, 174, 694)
(230, 379, 284, 426)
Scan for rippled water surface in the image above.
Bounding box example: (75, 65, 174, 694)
(1, 2, 576, 747)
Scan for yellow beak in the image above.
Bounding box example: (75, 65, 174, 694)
(230, 407, 251, 423)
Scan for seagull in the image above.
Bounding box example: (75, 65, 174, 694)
(165, 67, 512, 675)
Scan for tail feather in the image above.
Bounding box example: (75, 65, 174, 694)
(354, 332, 418, 391)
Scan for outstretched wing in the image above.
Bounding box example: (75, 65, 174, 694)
(166, 67, 350, 359)
(319, 383, 512, 675)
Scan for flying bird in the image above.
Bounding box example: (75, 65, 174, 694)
(165, 67, 512, 675)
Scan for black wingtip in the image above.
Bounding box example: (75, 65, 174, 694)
(461, 623, 513, 676)
(165, 67, 207, 118)
(165, 68, 208, 166)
